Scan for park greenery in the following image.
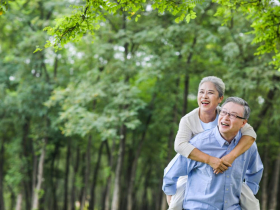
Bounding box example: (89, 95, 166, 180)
(0, 0, 280, 210)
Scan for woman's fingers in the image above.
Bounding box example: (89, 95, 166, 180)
(209, 156, 233, 174)
(221, 158, 232, 167)
(214, 168, 222, 174)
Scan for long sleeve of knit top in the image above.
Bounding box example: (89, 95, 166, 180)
(174, 107, 257, 158)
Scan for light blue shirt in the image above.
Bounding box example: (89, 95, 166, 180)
(163, 126, 263, 210)
(200, 114, 219, 131)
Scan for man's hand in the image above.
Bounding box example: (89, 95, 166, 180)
(166, 195, 172, 205)
(208, 156, 232, 174)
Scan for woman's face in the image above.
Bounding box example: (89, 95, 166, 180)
(197, 81, 223, 113)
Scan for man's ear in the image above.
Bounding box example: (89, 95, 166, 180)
(240, 119, 247, 128)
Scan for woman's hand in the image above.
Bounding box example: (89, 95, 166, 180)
(208, 156, 232, 174)
(166, 195, 172, 205)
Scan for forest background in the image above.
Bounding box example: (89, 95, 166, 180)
(0, 0, 280, 210)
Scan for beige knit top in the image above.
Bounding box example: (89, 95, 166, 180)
(174, 107, 257, 158)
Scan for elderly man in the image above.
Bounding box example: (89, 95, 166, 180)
(163, 97, 263, 210)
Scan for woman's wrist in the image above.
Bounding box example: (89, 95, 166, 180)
(205, 154, 212, 165)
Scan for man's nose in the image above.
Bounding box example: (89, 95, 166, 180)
(224, 113, 230, 119)
(203, 92, 208, 98)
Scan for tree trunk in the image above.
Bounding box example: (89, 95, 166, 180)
(268, 152, 280, 210)
(111, 11, 129, 210)
(80, 136, 92, 210)
(63, 138, 71, 210)
(16, 193, 23, 210)
(261, 146, 268, 210)
(50, 142, 59, 210)
(103, 175, 112, 210)
(71, 147, 80, 210)
(0, 137, 5, 210)
(32, 153, 38, 206)
(88, 141, 105, 210)
(39, 185, 46, 210)
(156, 181, 163, 210)
(103, 139, 115, 210)
(22, 117, 32, 210)
(9, 187, 16, 210)
(127, 105, 154, 210)
(53, 54, 58, 79)
(161, 77, 180, 210)
(32, 139, 47, 210)
(141, 168, 151, 210)
(182, 74, 190, 116)
(167, 77, 180, 161)
(111, 125, 126, 210)
(182, 37, 196, 116)
(160, 192, 167, 210)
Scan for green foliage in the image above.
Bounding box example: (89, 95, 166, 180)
(0, 1, 280, 209)
(0, 0, 9, 15)
(29, 0, 197, 51)
(213, 0, 280, 69)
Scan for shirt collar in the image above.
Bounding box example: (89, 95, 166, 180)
(213, 126, 242, 147)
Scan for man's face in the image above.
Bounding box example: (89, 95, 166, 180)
(218, 102, 247, 139)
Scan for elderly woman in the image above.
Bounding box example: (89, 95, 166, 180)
(166, 76, 259, 210)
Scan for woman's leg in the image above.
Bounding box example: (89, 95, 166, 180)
(240, 182, 260, 210)
(168, 176, 188, 210)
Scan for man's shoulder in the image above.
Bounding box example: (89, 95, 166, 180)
(247, 142, 258, 153)
(189, 129, 214, 146)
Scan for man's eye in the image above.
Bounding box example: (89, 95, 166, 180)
(230, 113, 236, 118)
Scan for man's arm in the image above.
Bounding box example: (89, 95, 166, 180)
(162, 155, 196, 195)
(244, 143, 264, 195)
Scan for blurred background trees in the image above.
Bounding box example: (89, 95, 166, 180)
(0, 0, 280, 210)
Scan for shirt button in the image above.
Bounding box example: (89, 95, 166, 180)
(226, 188, 228, 191)
(227, 175, 229, 178)
(225, 201, 227, 203)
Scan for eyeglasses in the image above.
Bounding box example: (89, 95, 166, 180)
(220, 109, 246, 120)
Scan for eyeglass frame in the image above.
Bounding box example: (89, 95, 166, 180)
(219, 109, 246, 120)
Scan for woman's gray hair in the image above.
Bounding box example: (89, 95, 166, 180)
(199, 76, 225, 97)
(221, 97, 251, 120)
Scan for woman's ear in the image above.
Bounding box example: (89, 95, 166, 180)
(218, 95, 224, 104)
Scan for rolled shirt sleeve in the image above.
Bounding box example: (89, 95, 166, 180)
(241, 123, 257, 140)
(162, 155, 196, 195)
(244, 143, 264, 195)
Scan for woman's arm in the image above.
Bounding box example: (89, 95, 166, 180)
(188, 148, 231, 173)
(175, 113, 231, 173)
(214, 123, 256, 173)
(174, 117, 196, 158)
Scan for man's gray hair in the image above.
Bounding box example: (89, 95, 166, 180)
(199, 76, 225, 97)
(221, 97, 251, 120)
